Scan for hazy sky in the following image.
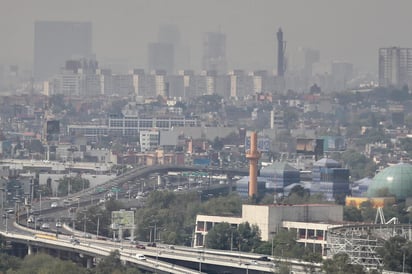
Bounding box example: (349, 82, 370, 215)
(1, 0, 412, 73)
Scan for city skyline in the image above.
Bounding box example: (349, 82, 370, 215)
(1, 0, 412, 74)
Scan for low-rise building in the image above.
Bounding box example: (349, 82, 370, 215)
(194, 203, 343, 255)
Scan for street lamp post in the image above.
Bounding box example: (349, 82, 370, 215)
(96, 214, 101, 238)
(0, 188, 5, 212)
(270, 231, 276, 257)
(4, 213, 8, 233)
(38, 191, 42, 217)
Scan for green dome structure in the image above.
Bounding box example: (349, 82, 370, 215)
(367, 163, 412, 199)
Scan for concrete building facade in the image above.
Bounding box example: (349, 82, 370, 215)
(194, 203, 343, 255)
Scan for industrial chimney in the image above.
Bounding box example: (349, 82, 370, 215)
(246, 132, 261, 198)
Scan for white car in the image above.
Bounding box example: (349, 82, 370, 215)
(41, 223, 50, 230)
(136, 254, 146, 260)
(55, 221, 62, 228)
(27, 216, 34, 223)
(51, 202, 58, 208)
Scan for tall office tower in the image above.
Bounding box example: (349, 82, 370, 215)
(202, 32, 226, 73)
(228, 70, 246, 99)
(158, 24, 190, 70)
(177, 70, 194, 99)
(34, 21, 93, 81)
(146, 70, 167, 97)
(96, 68, 113, 95)
(129, 69, 147, 98)
(379, 47, 412, 87)
(51, 59, 100, 97)
(197, 70, 217, 96)
(148, 43, 174, 75)
(277, 28, 286, 77)
(248, 70, 269, 94)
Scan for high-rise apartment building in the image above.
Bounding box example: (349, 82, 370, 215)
(34, 21, 93, 81)
(379, 47, 412, 87)
(202, 32, 226, 73)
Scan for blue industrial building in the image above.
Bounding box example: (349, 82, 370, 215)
(311, 158, 350, 201)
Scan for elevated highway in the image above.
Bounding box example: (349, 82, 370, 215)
(3, 164, 321, 273)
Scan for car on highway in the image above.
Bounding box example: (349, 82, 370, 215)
(147, 242, 156, 247)
(27, 215, 34, 223)
(70, 236, 80, 245)
(40, 223, 50, 230)
(136, 254, 146, 260)
(55, 221, 62, 228)
(258, 256, 271, 261)
(51, 202, 58, 208)
(136, 244, 146, 249)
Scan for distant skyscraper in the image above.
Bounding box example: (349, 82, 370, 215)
(158, 24, 190, 70)
(277, 28, 286, 77)
(148, 42, 174, 75)
(34, 21, 93, 81)
(202, 32, 226, 73)
(379, 47, 412, 87)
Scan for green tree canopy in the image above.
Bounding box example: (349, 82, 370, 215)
(57, 176, 90, 196)
(9, 253, 88, 274)
(379, 236, 412, 273)
(322, 253, 365, 274)
(205, 221, 261, 252)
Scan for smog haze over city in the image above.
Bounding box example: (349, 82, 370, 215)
(1, 0, 412, 73)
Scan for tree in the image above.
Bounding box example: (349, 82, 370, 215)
(205, 221, 261, 252)
(212, 137, 224, 151)
(322, 253, 366, 274)
(342, 149, 377, 180)
(95, 250, 128, 274)
(378, 236, 412, 272)
(205, 222, 234, 250)
(13, 253, 88, 274)
(343, 206, 363, 222)
(271, 229, 304, 258)
(76, 200, 125, 237)
(238, 222, 261, 252)
(310, 83, 321, 94)
(57, 176, 90, 196)
(0, 253, 20, 273)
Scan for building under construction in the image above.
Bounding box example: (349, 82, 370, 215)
(379, 47, 412, 87)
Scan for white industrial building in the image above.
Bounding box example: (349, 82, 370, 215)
(194, 203, 343, 256)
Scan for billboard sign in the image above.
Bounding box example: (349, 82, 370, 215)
(111, 210, 134, 230)
(244, 136, 271, 152)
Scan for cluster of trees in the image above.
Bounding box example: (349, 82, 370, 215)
(205, 222, 261, 252)
(378, 235, 412, 273)
(0, 251, 142, 274)
(134, 191, 242, 245)
(57, 176, 90, 196)
(75, 199, 125, 238)
(322, 253, 370, 274)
